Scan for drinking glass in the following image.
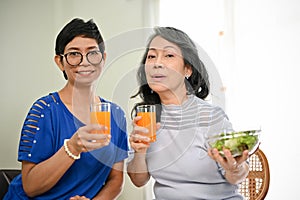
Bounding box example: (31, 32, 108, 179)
(136, 105, 156, 142)
(90, 102, 111, 134)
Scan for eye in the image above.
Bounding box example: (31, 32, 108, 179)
(88, 50, 100, 55)
(68, 52, 81, 57)
(147, 54, 156, 59)
(166, 53, 175, 58)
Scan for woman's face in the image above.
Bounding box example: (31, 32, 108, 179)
(58, 36, 105, 86)
(145, 36, 191, 96)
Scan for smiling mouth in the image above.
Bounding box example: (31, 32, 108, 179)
(76, 70, 95, 75)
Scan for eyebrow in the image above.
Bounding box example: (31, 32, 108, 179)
(66, 46, 99, 52)
(149, 45, 178, 51)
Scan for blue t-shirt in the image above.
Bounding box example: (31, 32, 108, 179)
(4, 92, 129, 200)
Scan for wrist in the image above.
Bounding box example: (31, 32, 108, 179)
(64, 139, 81, 160)
(227, 162, 247, 176)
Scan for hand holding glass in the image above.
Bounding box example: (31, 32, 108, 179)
(90, 102, 111, 134)
(136, 105, 156, 143)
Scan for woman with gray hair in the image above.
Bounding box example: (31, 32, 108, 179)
(127, 27, 249, 199)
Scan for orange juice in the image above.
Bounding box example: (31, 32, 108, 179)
(90, 102, 111, 134)
(90, 111, 110, 134)
(137, 110, 156, 142)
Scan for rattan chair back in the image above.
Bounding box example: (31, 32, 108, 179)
(238, 149, 270, 200)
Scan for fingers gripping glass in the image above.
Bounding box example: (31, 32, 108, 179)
(61, 50, 103, 66)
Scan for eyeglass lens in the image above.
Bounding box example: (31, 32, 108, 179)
(65, 51, 102, 66)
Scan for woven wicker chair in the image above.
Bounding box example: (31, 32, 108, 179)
(238, 149, 270, 200)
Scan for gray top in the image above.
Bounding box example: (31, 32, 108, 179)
(146, 95, 244, 200)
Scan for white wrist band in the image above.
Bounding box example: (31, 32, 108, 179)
(64, 139, 80, 160)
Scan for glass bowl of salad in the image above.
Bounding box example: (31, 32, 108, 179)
(207, 130, 261, 157)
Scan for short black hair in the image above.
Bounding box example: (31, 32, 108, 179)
(55, 18, 105, 55)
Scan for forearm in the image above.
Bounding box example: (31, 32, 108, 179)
(22, 146, 75, 197)
(127, 153, 150, 187)
(93, 175, 123, 200)
(225, 162, 249, 185)
(93, 162, 125, 200)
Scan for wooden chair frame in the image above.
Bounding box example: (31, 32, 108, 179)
(238, 149, 270, 200)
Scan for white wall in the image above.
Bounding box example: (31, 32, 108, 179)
(229, 1, 300, 199)
(160, 0, 300, 199)
(0, 0, 157, 199)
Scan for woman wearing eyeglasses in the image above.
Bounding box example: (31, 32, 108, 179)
(4, 18, 128, 200)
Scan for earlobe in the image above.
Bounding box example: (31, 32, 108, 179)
(102, 52, 107, 61)
(102, 52, 107, 65)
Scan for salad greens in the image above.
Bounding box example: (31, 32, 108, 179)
(209, 130, 260, 157)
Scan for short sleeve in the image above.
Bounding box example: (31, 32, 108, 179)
(18, 96, 56, 163)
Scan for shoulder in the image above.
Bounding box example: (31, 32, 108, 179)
(26, 93, 60, 116)
(23, 92, 61, 128)
(31, 92, 59, 108)
(23, 92, 65, 129)
(193, 96, 225, 113)
(191, 97, 233, 136)
(192, 96, 229, 123)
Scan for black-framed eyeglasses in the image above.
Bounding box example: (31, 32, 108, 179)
(61, 50, 103, 66)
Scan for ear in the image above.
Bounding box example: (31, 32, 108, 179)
(54, 55, 64, 71)
(102, 52, 107, 63)
(184, 64, 192, 77)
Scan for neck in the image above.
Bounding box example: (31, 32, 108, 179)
(159, 89, 188, 105)
(58, 82, 99, 124)
(59, 83, 98, 103)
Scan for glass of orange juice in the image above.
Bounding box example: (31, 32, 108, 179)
(90, 102, 111, 134)
(136, 105, 156, 142)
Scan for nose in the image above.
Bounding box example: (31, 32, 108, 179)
(153, 64, 163, 69)
(79, 55, 90, 66)
(153, 55, 164, 69)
